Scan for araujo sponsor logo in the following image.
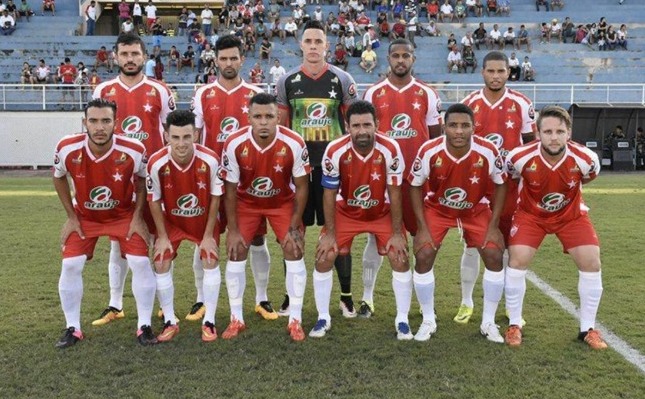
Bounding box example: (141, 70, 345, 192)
(217, 117, 240, 142)
(387, 114, 417, 138)
(538, 192, 570, 212)
(171, 193, 205, 217)
(121, 116, 149, 141)
(438, 187, 473, 210)
(300, 103, 332, 128)
(246, 177, 281, 198)
(347, 185, 379, 209)
(84, 186, 120, 210)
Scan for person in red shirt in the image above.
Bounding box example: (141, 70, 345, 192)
(53, 99, 157, 349)
(389, 18, 407, 40)
(94, 45, 113, 73)
(222, 92, 310, 341)
(312, 100, 413, 340)
(58, 57, 77, 105)
(409, 103, 507, 343)
(249, 61, 264, 84)
(147, 110, 224, 343)
(503, 106, 607, 350)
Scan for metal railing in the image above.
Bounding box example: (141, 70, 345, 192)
(2, 83, 644, 111)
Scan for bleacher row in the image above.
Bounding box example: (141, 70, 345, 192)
(0, 0, 643, 89)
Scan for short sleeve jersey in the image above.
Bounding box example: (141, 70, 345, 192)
(147, 144, 224, 239)
(191, 80, 263, 155)
(408, 135, 506, 218)
(93, 76, 176, 155)
(53, 134, 146, 223)
(363, 78, 442, 174)
(461, 88, 536, 158)
(275, 63, 357, 166)
(506, 140, 600, 224)
(222, 125, 311, 208)
(321, 134, 403, 221)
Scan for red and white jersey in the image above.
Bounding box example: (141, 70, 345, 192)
(93, 76, 176, 155)
(461, 88, 536, 158)
(192, 79, 263, 155)
(222, 125, 311, 208)
(321, 133, 404, 221)
(147, 144, 224, 239)
(506, 140, 600, 223)
(363, 78, 442, 174)
(408, 135, 506, 218)
(53, 134, 146, 223)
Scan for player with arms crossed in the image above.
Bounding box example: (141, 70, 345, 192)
(222, 93, 311, 341)
(53, 99, 157, 348)
(92, 32, 176, 326)
(503, 106, 607, 350)
(276, 20, 359, 318)
(456, 50, 536, 324)
(409, 103, 507, 343)
(361, 38, 442, 318)
(192, 34, 278, 322)
(312, 100, 414, 339)
(147, 110, 224, 343)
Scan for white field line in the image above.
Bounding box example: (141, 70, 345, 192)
(527, 270, 645, 375)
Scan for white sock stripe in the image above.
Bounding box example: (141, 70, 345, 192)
(413, 269, 435, 284)
(392, 270, 412, 282)
(285, 259, 306, 273)
(313, 270, 333, 281)
(226, 260, 247, 273)
(483, 269, 505, 282)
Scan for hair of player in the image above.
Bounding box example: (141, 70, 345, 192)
(249, 92, 278, 107)
(166, 110, 196, 129)
(84, 98, 117, 117)
(115, 32, 147, 55)
(388, 38, 414, 54)
(482, 50, 509, 69)
(302, 20, 325, 35)
(346, 100, 377, 124)
(537, 105, 572, 131)
(444, 103, 475, 125)
(215, 34, 244, 56)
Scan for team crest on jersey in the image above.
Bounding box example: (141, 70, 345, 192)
(473, 105, 480, 114)
(473, 156, 484, 168)
(241, 146, 249, 157)
(247, 177, 281, 198)
(347, 185, 379, 209)
(291, 74, 302, 83)
(301, 103, 332, 128)
(277, 146, 287, 157)
(72, 153, 83, 164)
(415, 88, 424, 96)
(387, 114, 417, 138)
(508, 104, 517, 113)
(343, 153, 352, 164)
(570, 164, 580, 173)
(377, 88, 386, 98)
(84, 186, 120, 210)
(374, 154, 383, 164)
(147, 88, 157, 97)
(217, 118, 240, 142)
(538, 193, 570, 212)
(439, 187, 473, 210)
(121, 116, 149, 141)
(207, 89, 216, 98)
(528, 105, 535, 120)
(434, 156, 442, 168)
(115, 152, 127, 165)
(301, 148, 309, 162)
(412, 158, 422, 172)
(171, 193, 205, 217)
(162, 165, 171, 176)
(485, 133, 504, 149)
(390, 157, 400, 171)
(198, 163, 207, 174)
(324, 158, 334, 173)
(527, 161, 537, 172)
(331, 76, 339, 84)
(106, 87, 116, 97)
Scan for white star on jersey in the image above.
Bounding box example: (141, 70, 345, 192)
(329, 88, 337, 99)
(112, 171, 123, 181)
(505, 119, 515, 129)
(241, 105, 249, 114)
(273, 164, 284, 172)
(197, 181, 207, 190)
(370, 171, 381, 181)
(143, 103, 153, 112)
(567, 180, 577, 189)
(412, 101, 421, 110)
(469, 174, 480, 185)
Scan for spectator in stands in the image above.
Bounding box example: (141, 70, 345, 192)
(197, 42, 215, 73)
(462, 46, 477, 73)
(31, 59, 51, 84)
(41, 0, 54, 16)
(597, 17, 608, 39)
(255, 2, 266, 23)
(446, 32, 457, 51)
(486, 0, 497, 16)
(597, 31, 607, 51)
(118, 0, 131, 26)
(508, 52, 521, 81)
(606, 26, 618, 50)
(461, 31, 474, 50)
(355, 11, 370, 35)
(503, 26, 517, 50)
(59, 57, 76, 103)
(244, 29, 256, 56)
(5, 0, 18, 20)
(177, 7, 188, 36)
(540, 22, 548, 44)
(292, 5, 304, 27)
(404, 0, 415, 20)
(121, 17, 134, 34)
(89, 69, 101, 90)
(454, 0, 466, 22)
(151, 19, 164, 48)
(424, 20, 440, 37)
(407, 11, 418, 48)
(426, 0, 439, 21)
(359, 43, 377, 73)
(389, 18, 406, 41)
(473, 22, 487, 50)
(332, 42, 349, 71)
(517, 24, 532, 52)
(634, 127, 644, 169)
(74, 70, 90, 103)
(249, 61, 265, 84)
(18, 0, 34, 22)
(439, 0, 454, 22)
(575, 24, 587, 44)
(0, 8, 15, 35)
(535, 0, 549, 12)
(465, 0, 477, 17)
(144, 0, 157, 33)
(132, 0, 142, 33)
(497, 0, 510, 16)
(521, 56, 534, 81)
(447, 46, 463, 73)
(167, 45, 180, 74)
(153, 55, 164, 81)
(547, 18, 562, 43)
(488, 24, 503, 50)
(85, 1, 97, 36)
(95, 45, 113, 73)
(391, 0, 404, 20)
(144, 54, 155, 78)
(562, 17, 575, 43)
(76, 62, 89, 79)
(283, 17, 298, 43)
(550, 0, 564, 11)
(617, 24, 627, 49)
(201, 4, 214, 37)
(268, 58, 285, 90)
(180, 45, 195, 72)
(20, 62, 32, 86)
(259, 36, 272, 62)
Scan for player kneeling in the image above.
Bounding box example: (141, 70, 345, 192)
(147, 110, 224, 343)
(312, 100, 413, 340)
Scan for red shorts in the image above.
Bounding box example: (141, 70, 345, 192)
(154, 222, 220, 262)
(146, 18, 156, 29)
(63, 217, 148, 259)
(321, 210, 406, 256)
(218, 201, 267, 237)
(423, 205, 499, 249)
(401, 180, 427, 236)
(237, 202, 297, 245)
(508, 210, 599, 252)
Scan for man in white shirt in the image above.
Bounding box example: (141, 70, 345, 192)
(547, 18, 562, 43)
(440, 0, 454, 22)
(268, 59, 286, 90)
(85, 0, 97, 36)
(503, 26, 517, 49)
(407, 11, 418, 48)
(121, 17, 134, 33)
(32, 59, 51, 84)
(508, 52, 521, 81)
(283, 17, 298, 43)
(144, 0, 157, 33)
(201, 4, 213, 37)
(461, 31, 474, 49)
(0, 9, 15, 35)
(132, 0, 143, 32)
(447, 46, 463, 73)
(488, 23, 503, 49)
(292, 5, 303, 27)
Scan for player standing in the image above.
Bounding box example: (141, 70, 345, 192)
(276, 20, 359, 318)
(312, 100, 414, 340)
(147, 110, 224, 342)
(53, 99, 157, 348)
(361, 38, 442, 318)
(91, 32, 175, 326)
(221, 93, 310, 341)
(409, 104, 507, 343)
(192, 35, 277, 322)
(455, 50, 536, 324)
(503, 106, 607, 349)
